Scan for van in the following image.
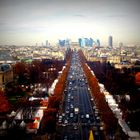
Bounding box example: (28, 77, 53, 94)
(70, 113, 74, 118)
(86, 114, 90, 119)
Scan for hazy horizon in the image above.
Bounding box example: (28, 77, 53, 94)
(0, 0, 140, 46)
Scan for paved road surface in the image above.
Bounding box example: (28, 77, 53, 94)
(57, 51, 104, 140)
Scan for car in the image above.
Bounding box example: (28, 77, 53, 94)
(66, 110, 69, 114)
(62, 124, 66, 127)
(62, 113, 65, 117)
(70, 113, 74, 118)
(90, 98, 94, 101)
(74, 108, 79, 114)
(100, 126, 104, 130)
(74, 125, 78, 130)
(86, 114, 90, 119)
(58, 119, 62, 123)
(59, 115, 62, 119)
(64, 136, 68, 140)
(64, 119, 68, 124)
(71, 96, 74, 100)
(70, 104, 74, 108)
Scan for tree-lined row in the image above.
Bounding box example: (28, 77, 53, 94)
(78, 50, 127, 139)
(0, 58, 66, 131)
(0, 90, 10, 113)
(40, 49, 72, 133)
(87, 61, 140, 132)
(4, 59, 65, 110)
(87, 61, 137, 95)
(13, 59, 65, 85)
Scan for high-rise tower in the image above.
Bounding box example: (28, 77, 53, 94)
(108, 36, 113, 47)
(96, 39, 100, 47)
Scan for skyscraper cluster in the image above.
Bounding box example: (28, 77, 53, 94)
(46, 35, 113, 48)
(58, 39, 70, 47)
(78, 37, 100, 47)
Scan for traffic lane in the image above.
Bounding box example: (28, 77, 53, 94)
(59, 53, 102, 139)
(82, 126, 90, 140)
(77, 84, 100, 124)
(62, 125, 81, 140)
(79, 87, 93, 114)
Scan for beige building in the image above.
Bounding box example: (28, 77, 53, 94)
(107, 55, 121, 64)
(0, 64, 13, 88)
(114, 63, 133, 69)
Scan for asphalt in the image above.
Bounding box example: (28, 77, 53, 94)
(57, 51, 104, 140)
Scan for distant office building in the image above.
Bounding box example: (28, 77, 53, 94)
(78, 37, 93, 47)
(65, 39, 70, 47)
(59, 39, 70, 47)
(84, 38, 89, 46)
(96, 39, 100, 47)
(85, 38, 93, 47)
(78, 38, 85, 47)
(89, 38, 93, 47)
(92, 40, 96, 46)
(108, 36, 113, 47)
(46, 40, 49, 47)
(59, 40, 65, 47)
(78, 38, 82, 47)
(119, 42, 123, 48)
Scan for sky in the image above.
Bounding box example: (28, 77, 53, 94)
(0, 0, 140, 46)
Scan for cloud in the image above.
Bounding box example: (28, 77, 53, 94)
(0, 22, 6, 26)
(106, 14, 128, 18)
(74, 14, 86, 17)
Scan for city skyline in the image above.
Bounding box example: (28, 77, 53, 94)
(0, 0, 140, 46)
